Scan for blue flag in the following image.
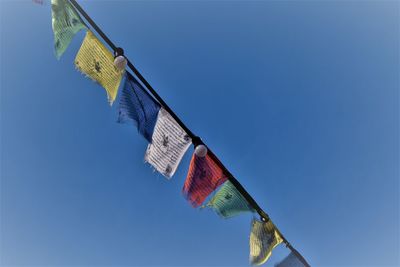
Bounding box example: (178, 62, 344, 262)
(275, 252, 305, 267)
(118, 73, 160, 142)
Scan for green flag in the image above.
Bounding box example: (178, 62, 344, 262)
(206, 181, 254, 218)
(51, 0, 86, 59)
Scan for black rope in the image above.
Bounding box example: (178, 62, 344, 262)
(67, 1, 311, 266)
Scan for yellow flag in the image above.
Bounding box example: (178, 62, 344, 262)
(75, 31, 123, 105)
(249, 219, 283, 266)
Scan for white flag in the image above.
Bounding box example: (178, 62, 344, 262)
(145, 108, 192, 178)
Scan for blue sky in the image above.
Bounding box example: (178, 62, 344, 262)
(0, 1, 399, 266)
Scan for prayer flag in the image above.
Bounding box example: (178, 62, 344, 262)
(33, 0, 45, 5)
(118, 72, 160, 142)
(275, 252, 305, 267)
(145, 108, 191, 178)
(51, 0, 86, 59)
(250, 219, 283, 266)
(183, 152, 228, 207)
(75, 31, 124, 105)
(206, 180, 254, 218)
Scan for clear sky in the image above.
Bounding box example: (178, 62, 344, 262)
(1, 1, 399, 266)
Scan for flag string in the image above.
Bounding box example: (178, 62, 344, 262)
(68, 0, 310, 266)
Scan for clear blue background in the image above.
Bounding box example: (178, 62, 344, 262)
(1, 1, 399, 266)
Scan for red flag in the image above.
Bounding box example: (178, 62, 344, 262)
(183, 152, 228, 207)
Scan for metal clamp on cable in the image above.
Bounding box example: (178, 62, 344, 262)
(192, 137, 208, 158)
(261, 215, 270, 223)
(114, 47, 127, 71)
(114, 47, 124, 57)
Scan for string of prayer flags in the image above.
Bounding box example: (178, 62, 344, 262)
(250, 219, 283, 266)
(47, 1, 310, 264)
(275, 252, 306, 267)
(205, 180, 255, 218)
(145, 108, 192, 178)
(118, 72, 160, 142)
(51, 0, 86, 59)
(75, 31, 124, 105)
(183, 152, 228, 207)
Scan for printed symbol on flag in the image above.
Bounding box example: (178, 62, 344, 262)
(161, 134, 169, 153)
(165, 165, 172, 176)
(71, 18, 79, 26)
(224, 193, 233, 200)
(199, 169, 207, 179)
(176, 127, 190, 143)
(94, 60, 101, 73)
(162, 134, 169, 147)
(266, 233, 274, 244)
(183, 134, 190, 142)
